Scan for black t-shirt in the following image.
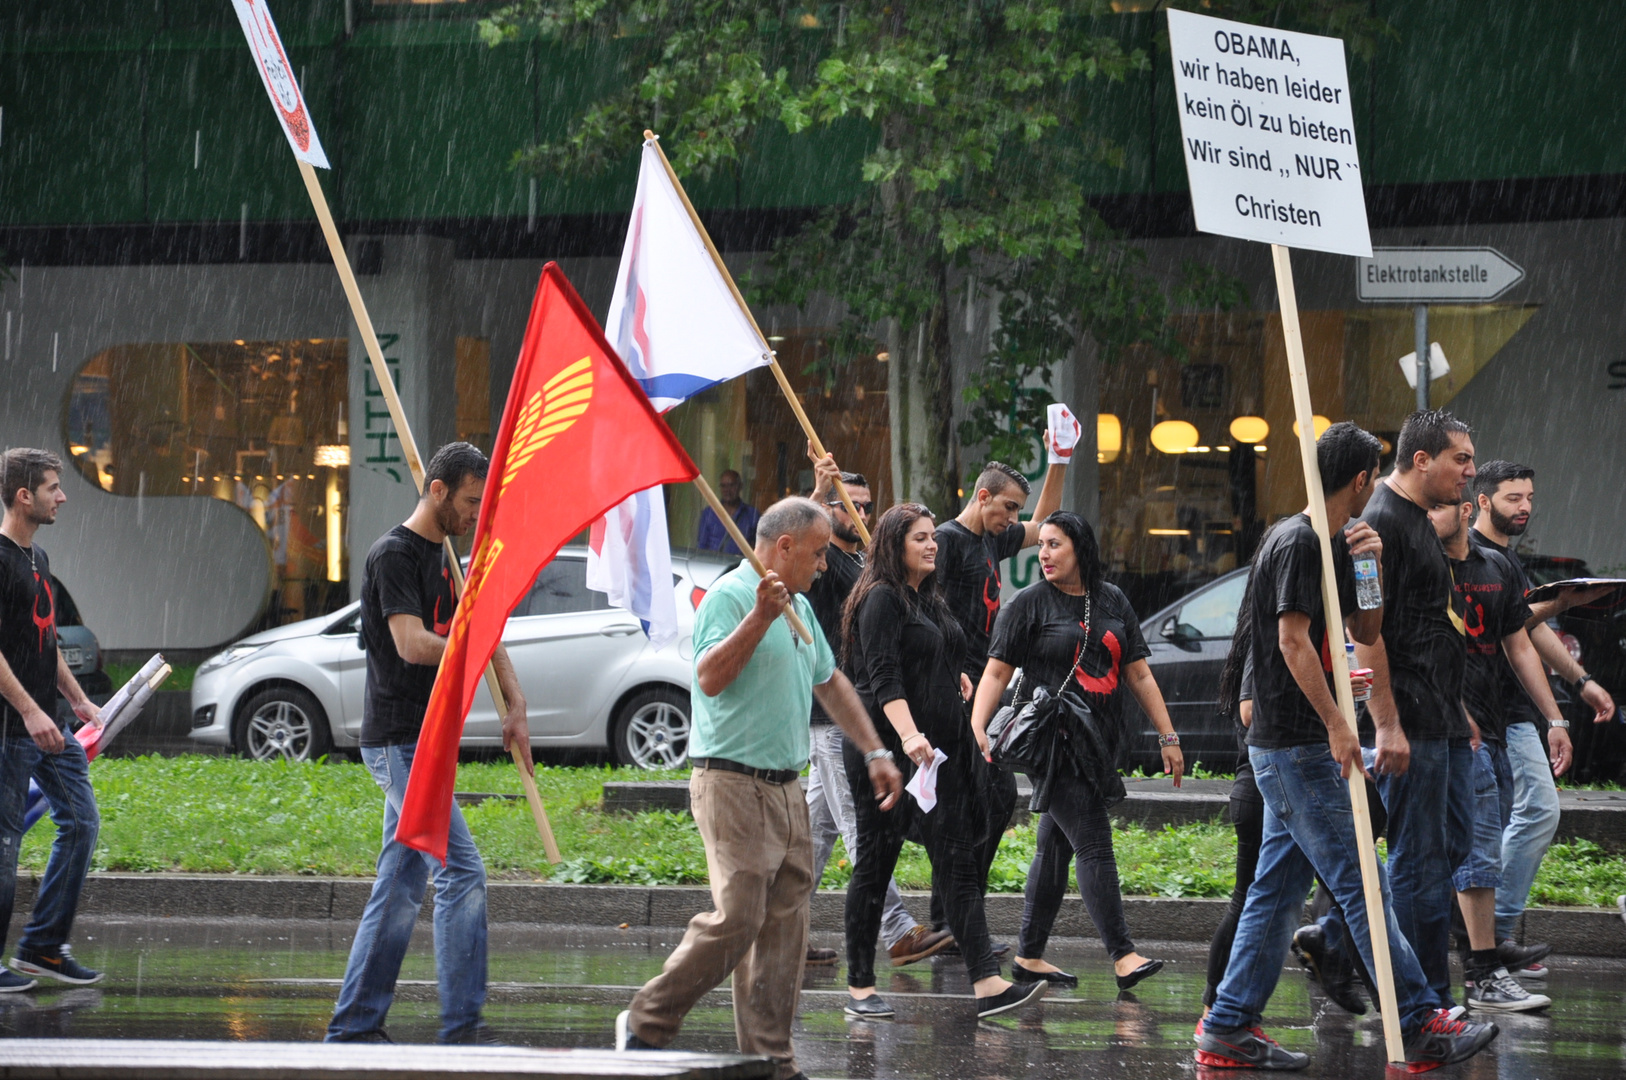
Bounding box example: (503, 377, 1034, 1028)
(360, 525, 457, 747)
(1246, 515, 1357, 750)
(1358, 482, 1468, 740)
(1471, 530, 1541, 729)
(806, 545, 864, 725)
(1450, 543, 1532, 745)
(847, 583, 969, 749)
(1234, 654, 1260, 800)
(0, 539, 59, 740)
(936, 519, 1026, 677)
(988, 581, 1151, 741)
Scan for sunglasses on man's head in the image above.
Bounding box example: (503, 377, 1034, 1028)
(828, 499, 874, 513)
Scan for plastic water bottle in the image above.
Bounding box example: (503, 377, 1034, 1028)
(1346, 641, 1373, 702)
(1353, 555, 1382, 610)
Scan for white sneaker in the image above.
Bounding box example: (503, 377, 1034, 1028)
(614, 1010, 632, 1052)
(1465, 967, 1551, 1012)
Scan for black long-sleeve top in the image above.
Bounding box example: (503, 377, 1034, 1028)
(846, 583, 969, 750)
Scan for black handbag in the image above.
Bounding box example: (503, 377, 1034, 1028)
(986, 594, 1091, 772)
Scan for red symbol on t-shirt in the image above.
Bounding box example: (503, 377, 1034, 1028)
(1073, 629, 1122, 694)
(32, 571, 56, 652)
(432, 566, 453, 636)
(980, 556, 1001, 633)
(1463, 595, 1486, 639)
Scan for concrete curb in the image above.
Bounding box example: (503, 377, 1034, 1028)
(15, 874, 1626, 957)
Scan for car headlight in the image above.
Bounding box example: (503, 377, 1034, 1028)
(197, 642, 269, 676)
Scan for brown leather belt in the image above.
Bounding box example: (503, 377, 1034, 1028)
(692, 757, 801, 785)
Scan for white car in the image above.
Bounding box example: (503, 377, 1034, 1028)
(189, 547, 736, 768)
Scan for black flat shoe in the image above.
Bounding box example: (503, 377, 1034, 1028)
(976, 979, 1047, 1018)
(1115, 958, 1165, 991)
(843, 994, 896, 1019)
(1012, 964, 1079, 987)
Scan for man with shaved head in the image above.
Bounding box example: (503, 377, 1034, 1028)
(616, 497, 902, 1080)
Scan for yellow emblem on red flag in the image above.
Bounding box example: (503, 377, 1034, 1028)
(502, 357, 595, 489)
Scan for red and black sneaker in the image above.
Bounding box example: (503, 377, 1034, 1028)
(1195, 1025, 1310, 1070)
(1403, 1008, 1498, 1073)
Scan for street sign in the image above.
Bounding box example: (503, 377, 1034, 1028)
(1166, 9, 1371, 257)
(1356, 247, 1524, 303)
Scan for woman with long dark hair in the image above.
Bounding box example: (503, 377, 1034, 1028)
(970, 511, 1183, 990)
(841, 504, 1044, 1020)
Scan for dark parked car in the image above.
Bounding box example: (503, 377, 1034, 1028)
(1123, 568, 1249, 773)
(1521, 556, 1626, 783)
(51, 576, 112, 721)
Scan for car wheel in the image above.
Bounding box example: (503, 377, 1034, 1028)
(234, 685, 334, 763)
(612, 687, 691, 770)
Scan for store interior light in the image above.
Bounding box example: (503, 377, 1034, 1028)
(1254, 444, 1267, 453)
(1097, 413, 1121, 463)
(1150, 420, 1199, 454)
(315, 444, 350, 468)
(1229, 415, 1269, 444)
(1148, 528, 1192, 537)
(1292, 415, 1333, 439)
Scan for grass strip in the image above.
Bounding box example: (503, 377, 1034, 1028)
(20, 756, 1624, 905)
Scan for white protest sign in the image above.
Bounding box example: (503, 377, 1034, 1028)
(232, 0, 330, 168)
(1166, 9, 1370, 257)
(1356, 247, 1525, 303)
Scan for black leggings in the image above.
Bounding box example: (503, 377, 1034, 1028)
(844, 738, 1002, 988)
(930, 762, 1017, 930)
(1018, 773, 1135, 962)
(1204, 790, 1265, 1006)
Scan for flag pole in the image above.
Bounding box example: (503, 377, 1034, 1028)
(298, 160, 561, 864)
(693, 476, 815, 644)
(642, 130, 873, 547)
(1272, 244, 1404, 1064)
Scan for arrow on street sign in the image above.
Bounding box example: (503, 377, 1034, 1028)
(1356, 247, 1524, 303)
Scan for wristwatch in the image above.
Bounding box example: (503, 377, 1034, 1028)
(1574, 673, 1594, 692)
(1548, 718, 1571, 730)
(863, 748, 894, 764)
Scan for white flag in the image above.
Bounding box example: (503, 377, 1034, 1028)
(589, 140, 774, 650)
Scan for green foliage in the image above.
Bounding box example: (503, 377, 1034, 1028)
(1530, 838, 1626, 908)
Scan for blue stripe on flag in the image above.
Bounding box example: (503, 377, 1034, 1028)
(641, 373, 722, 401)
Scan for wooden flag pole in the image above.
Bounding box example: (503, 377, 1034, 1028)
(693, 475, 815, 644)
(1271, 244, 1404, 1064)
(298, 160, 561, 864)
(642, 131, 873, 546)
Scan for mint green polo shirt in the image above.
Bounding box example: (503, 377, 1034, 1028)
(688, 563, 836, 771)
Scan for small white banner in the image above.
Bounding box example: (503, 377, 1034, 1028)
(1356, 247, 1525, 303)
(1166, 9, 1370, 257)
(232, 0, 330, 168)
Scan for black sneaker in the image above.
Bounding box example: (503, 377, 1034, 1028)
(0, 970, 36, 994)
(12, 945, 101, 985)
(1496, 938, 1552, 973)
(843, 994, 896, 1019)
(1290, 924, 1367, 1016)
(975, 979, 1045, 1019)
(1404, 1008, 1498, 1071)
(1195, 1025, 1310, 1070)
(331, 1029, 393, 1043)
(615, 1010, 658, 1051)
(441, 1024, 504, 1046)
(1465, 968, 1551, 1012)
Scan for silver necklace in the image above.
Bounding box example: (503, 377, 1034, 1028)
(1, 532, 35, 574)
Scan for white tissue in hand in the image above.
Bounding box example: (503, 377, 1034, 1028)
(905, 748, 949, 813)
(1047, 403, 1081, 463)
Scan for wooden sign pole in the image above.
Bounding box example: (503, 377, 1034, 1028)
(1271, 244, 1404, 1062)
(298, 160, 561, 864)
(643, 131, 873, 546)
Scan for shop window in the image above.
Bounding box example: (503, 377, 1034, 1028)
(64, 340, 350, 628)
(455, 336, 492, 455)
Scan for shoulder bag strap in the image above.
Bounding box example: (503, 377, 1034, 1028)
(1056, 590, 1092, 696)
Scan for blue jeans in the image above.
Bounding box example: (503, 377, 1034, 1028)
(1496, 723, 1559, 940)
(327, 743, 487, 1043)
(0, 728, 100, 955)
(1452, 742, 1512, 892)
(1372, 736, 1474, 1006)
(1207, 744, 1437, 1036)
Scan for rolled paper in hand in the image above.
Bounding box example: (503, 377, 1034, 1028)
(1046, 402, 1081, 465)
(93, 653, 167, 733)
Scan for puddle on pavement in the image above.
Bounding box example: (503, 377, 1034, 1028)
(3, 917, 1621, 1077)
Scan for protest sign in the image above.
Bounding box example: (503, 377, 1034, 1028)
(1167, 8, 1370, 257)
(230, 0, 329, 168)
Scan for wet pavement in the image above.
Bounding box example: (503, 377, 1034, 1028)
(5, 916, 1624, 1078)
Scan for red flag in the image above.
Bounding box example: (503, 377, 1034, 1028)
(396, 262, 698, 861)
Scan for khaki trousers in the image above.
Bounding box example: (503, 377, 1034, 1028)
(628, 765, 814, 1079)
